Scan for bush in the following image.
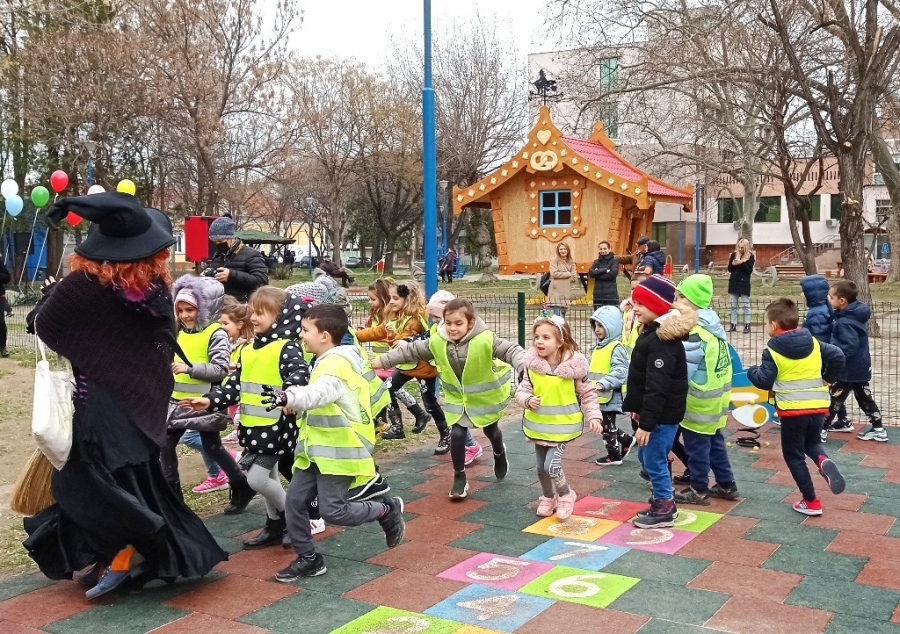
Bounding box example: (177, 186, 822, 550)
(270, 263, 293, 280)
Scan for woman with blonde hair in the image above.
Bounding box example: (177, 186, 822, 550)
(548, 242, 577, 318)
(727, 238, 755, 333)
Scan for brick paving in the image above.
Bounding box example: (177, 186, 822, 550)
(1, 418, 899, 633)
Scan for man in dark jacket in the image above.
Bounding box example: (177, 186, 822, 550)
(638, 240, 666, 275)
(206, 216, 269, 302)
(589, 240, 619, 309)
(0, 255, 10, 356)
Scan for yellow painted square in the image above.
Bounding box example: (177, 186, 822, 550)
(453, 627, 506, 634)
(522, 515, 620, 542)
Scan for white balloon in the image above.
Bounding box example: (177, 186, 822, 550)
(87, 184, 106, 195)
(1, 178, 18, 199)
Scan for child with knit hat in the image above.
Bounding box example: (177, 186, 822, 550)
(673, 275, 740, 505)
(624, 274, 697, 527)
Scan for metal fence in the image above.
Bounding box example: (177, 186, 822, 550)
(8, 291, 899, 423)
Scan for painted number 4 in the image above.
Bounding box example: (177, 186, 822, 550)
(457, 595, 519, 621)
(549, 574, 606, 598)
(549, 541, 609, 562)
(466, 557, 530, 581)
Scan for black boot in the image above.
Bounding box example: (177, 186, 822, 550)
(743, 323, 751, 333)
(244, 511, 287, 549)
(382, 406, 405, 440)
(224, 477, 256, 515)
(409, 404, 432, 434)
(730, 323, 737, 332)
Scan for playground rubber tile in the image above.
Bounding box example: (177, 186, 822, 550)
(860, 453, 900, 470)
(279, 555, 390, 595)
(730, 497, 807, 523)
(811, 489, 869, 512)
(696, 513, 760, 538)
(42, 599, 189, 634)
(469, 483, 543, 507)
(762, 544, 868, 581)
(343, 569, 468, 613)
(0, 574, 54, 603)
(706, 596, 834, 634)
(786, 576, 900, 621)
(801, 507, 896, 535)
(402, 515, 482, 545)
(889, 522, 900, 539)
(215, 546, 298, 580)
(894, 601, 900, 624)
(861, 495, 900, 517)
(881, 469, 900, 483)
(635, 619, 729, 633)
(608, 579, 729, 625)
(0, 622, 47, 634)
(440, 553, 554, 591)
(404, 493, 489, 521)
(332, 606, 462, 634)
(239, 588, 373, 633)
(0, 580, 95, 627)
(540, 459, 601, 477)
(315, 526, 391, 562)
(571, 496, 647, 522)
(481, 469, 538, 487)
(732, 480, 797, 502)
(744, 519, 839, 549)
(150, 613, 269, 634)
(383, 470, 434, 491)
(237, 524, 341, 543)
(458, 503, 542, 531)
(676, 534, 778, 567)
(586, 480, 656, 503)
(523, 515, 619, 542)
(164, 573, 298, 619)
(425, 585, 554, 632)
(600, 549, 711, 585)
(203, 512, 266, 540)
(560, 445, 601, 461)
(857, 558, 900, 592)
(411, 475, 491, 497)
(423, 463, 493, 479)
(826, 613, 900, 634)
(827, 531, 900, 563)
(513, 602, 648, 634)
(449, 526, 550, 558)
(367, 541, 479, 576)
(687, 561, 803, 602)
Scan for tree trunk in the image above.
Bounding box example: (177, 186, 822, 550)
(784, 198, 818, 274)
(383, 235, 396, 276)
(472, 209, 496, 282)
(873, 135, 900, 283)
(740, 172, 759, 247)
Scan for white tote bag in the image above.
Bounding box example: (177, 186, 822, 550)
(32, 338, 74, 470)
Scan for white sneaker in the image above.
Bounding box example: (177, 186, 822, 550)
(310, 518, 326, 535)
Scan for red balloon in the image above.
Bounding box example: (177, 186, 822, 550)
(50, 170, 69, 194)
(66, 212, 81, 226)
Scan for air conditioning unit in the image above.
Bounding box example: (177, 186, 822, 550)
(887, 138, 900, 154)
(733, 220, 741, 230)
(825, 218, 838, 228)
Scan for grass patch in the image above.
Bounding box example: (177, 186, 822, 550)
(0, 523, 35, 576)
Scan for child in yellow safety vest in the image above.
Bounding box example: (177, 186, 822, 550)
(259, 305, 406, 581)
(515, 313, 602, 520)
(374, 298, 524, 500)
(588, 306, 633, 466)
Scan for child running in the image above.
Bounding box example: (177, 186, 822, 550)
(748, 298, 846, 515)
(374, 298, 523, 499)
(260, 305, 405, 581)
(218, 296, 254, 446)
(516, 313, 602, 519)
(589, 306, 633, 465)
(180, 286, 309, 547)
(162, 276, 253, 507)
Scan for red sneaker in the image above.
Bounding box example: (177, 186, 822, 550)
(792, 499, 823, 516)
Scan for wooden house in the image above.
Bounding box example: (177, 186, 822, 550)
(452, 106, 693, 285)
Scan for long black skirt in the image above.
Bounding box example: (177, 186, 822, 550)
(23, 382, 227, 581)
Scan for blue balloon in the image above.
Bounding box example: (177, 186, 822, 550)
(6, 194, 23, 216)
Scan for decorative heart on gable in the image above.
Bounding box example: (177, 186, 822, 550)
(536, 129, 552, 145)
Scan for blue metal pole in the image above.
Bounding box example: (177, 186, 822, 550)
(87, 156, 94, 186)
(694, 183, 702, 272)
(422, 0, 438, 299)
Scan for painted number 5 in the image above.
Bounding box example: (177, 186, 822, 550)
(548, 574, 606, 598)
(362, 616, 431, 634)
(466, 557, 530, 581)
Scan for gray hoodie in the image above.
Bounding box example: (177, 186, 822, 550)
(172, 274, 230, 384)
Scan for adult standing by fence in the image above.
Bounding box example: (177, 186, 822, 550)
(589, 240, 619, 309)
(440, 248, 458, 283)
(728, 238, 755, 333)
(206, 216, 269, 302)
(0, 254, 10, 357)
(548, 243, 577, 318)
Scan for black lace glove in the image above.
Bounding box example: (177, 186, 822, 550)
(260, 385, 288, 411)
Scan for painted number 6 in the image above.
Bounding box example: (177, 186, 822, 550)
(548, 574, 606, 598)
(466, 557, 529, 581)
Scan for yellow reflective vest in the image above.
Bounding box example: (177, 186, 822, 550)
(682, 327, 732, 434)
(523, 372, 584, 442)
(350, 331, 392, 417)
(172, 323, 223, 400)
(769, 339, 831, 413)
(239, 340, 290, 427)
(588, 340, 623, 404)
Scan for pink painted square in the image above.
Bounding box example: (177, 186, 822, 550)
(597, 523, 699, 555)
(572, 496, 648, 522)
(437, 552, 554, 591)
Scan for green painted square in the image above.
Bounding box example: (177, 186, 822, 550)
(825, 614, 900, 633)
(332, 606, 461, 634)
(637, 619, 729, 633)
(744, 519, 839, 549)
(241, 589, 374, 633)
(729, 498, 805, 523)
(282, 555, 390, 595)
(786, 576, 900, 621)
(600, 550, 711, 585)
(44, 600, 189, 634)
(608, 579, 729, 625)
(0, 573, 53, 601)
(518, 565, 639, 608)
(203, 510, 266, 538)
(670, 509, 722, 533)
(861, 495, 900, 517)
(316, 527, 390, 561)
(458, 504, 540, 531)
(762, 544, 867, 581)
(449, 525, 550, 557)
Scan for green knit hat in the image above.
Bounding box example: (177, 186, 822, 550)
(676, 274, 714, 309)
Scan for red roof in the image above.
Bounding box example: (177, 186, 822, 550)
(648, 178, 691, 199)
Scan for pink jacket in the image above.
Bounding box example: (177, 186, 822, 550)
(515, 348, 602, 424)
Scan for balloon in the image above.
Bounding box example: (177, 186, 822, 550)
(66, 212, 82, 226)
(87, 184, 105, 195)
(117, 179, 136, 196)
(1, 178, 18, 199)
(5, 195, 23, 216)
(30, 186, 50, 208)
(50, 170, 69, 193)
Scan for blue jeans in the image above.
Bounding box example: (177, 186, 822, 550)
(181, 429, 219, 477)
(637, 423, 679, 500)
(729, 293, 750, 326)
(681, 427, 735, 492)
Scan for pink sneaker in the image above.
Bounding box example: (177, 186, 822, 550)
(464, 444, 483, 466)
(536, 495, 557, 517)
(193, 471, 229, 493)
(223, 428, 240, 444)
(556, 489, 577, 520)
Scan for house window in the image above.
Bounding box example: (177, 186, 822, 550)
(172, 231, 185, 254)
(755, 196, 781, 222)
(540, 190, 572, 227)
(599, 57, 619, 92)
(800, 195, 820, 221)
(876, 199, 891, 223)
(830, 194, 842, 219)
(651, 222, 667, 245)
(873, 160, 900, 185)
(598, 102, 618, 139)
(717, 197, 742, 223)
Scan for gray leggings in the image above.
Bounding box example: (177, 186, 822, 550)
(535, 443, 570, 497)
(247, 463, 286, 519)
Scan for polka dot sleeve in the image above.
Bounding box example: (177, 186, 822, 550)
(205, 363, 242, 411)
(280, 341, 310, 388)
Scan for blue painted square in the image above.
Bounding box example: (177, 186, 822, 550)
(424, 584, 555, 632)
(519, 538, 631, 571)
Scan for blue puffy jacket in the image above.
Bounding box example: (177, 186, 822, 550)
(832, 301, 872, 381)
(800, 275, 833, 344)
(639, 249, 666, 275)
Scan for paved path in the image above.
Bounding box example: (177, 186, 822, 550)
(1, 420, 899, 633)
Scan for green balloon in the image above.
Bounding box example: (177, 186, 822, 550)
(31, 186, 50, 208)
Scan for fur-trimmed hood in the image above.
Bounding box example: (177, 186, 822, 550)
(523, 347, 590, 379)
(654, 307, 698, 341)
(173, 274, 224, 331)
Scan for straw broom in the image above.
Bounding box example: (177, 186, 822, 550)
(10, 449, 55, 516)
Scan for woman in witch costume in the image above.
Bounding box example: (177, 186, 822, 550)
(25, 192, 229, 599)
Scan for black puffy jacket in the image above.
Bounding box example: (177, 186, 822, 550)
(727, 252, 755, 296)
(589, 253, 620, 304)
(208, 240, 269, 302)
(0, 257, 10, 296)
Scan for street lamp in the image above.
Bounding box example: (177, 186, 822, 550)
(84, 140, 98, 187)
(422, 0, 438, 298)
(305, 196, 315, 278)
(439, 180, 449, 259)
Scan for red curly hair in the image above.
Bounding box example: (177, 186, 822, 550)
(68, 249, 172, 294)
